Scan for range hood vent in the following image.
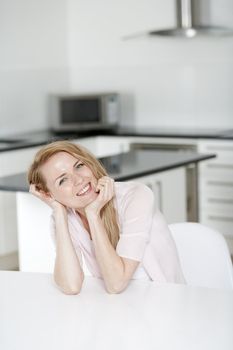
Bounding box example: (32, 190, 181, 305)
(124, 0, 233, 40)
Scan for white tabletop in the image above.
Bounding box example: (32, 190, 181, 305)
(1, 271, 233, 350)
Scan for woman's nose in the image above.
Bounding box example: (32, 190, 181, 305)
(72, 174, 83, 186)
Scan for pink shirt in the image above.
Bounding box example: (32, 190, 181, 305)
(51, 181, 185, 284)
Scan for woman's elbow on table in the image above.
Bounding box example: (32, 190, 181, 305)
(105, 279, 130, 294)
(106, 258, 139, 294)
(61, 286, 82, 295)
(58, 283, 83, 295)
(54, 275, 84, 295)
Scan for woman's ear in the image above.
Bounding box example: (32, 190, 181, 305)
(49, 193, 55, 200)
(46, 192, 55, 200)
(39, 189, 53, 200)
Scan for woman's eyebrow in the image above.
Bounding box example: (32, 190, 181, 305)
(55, 173, 66, 181)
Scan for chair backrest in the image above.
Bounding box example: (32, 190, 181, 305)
(169, 222, 233, 290)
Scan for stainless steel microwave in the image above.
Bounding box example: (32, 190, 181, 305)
(49, 92, 120, 132)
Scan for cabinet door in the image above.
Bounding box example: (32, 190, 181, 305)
(0, 146, 41, 262)
(133, 167, 187, 224)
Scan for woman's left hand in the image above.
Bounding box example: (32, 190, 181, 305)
(85, 176, 115, 217)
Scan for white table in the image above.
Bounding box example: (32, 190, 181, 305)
(0, 271, 233, 350)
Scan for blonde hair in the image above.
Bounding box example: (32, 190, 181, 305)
(28, 140, 120, 249)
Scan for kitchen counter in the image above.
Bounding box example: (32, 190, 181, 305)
(0, 149, 216, 192)
(1, 271, 233, 350)
(1, 126, 233, 152)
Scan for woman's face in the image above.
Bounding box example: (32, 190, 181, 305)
(40, 151, 99, 211)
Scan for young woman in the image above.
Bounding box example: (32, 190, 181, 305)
(28, 140, 185, 294)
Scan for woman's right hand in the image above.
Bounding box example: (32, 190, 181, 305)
(29, 184, 65, 211)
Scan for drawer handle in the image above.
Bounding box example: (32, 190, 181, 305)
(206, 146, 233, 152)
(207, 163, 233, 169)
(208, 198, 233, 204)
(207, 181, 233, 187)
(208, 215, 233, 222)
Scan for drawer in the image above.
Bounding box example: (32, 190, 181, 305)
(199, 180, 233, 199)
(199, 158, 233, 172)
(199, 164, 233, 181)
(199, 195, 233, 212)
(199, 201, 233, 217)
(198, 140, 233, 157)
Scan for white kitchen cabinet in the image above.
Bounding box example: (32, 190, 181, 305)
(132, 167, 187, 224)
(94, 136, 130, 157)
(198, 140, 233, 254)
(0, 146, 41, 262)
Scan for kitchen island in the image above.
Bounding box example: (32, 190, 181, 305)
(0, 149, 215, 191)
(0, 149, 215, 272)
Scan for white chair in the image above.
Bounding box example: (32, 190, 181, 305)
(169, 222, 233, 290)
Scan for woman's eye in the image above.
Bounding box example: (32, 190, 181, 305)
(59, 178, 66, 186)
(75, 162, 84, 169)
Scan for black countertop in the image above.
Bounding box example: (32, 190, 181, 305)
(114, 126, 233, 139)
(0, 126, 233, 153)
(0, 149, 216, 192)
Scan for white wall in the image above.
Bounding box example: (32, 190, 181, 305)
(0, 0, 70, 136)
(67, 0, 233, 129)
(1, 0, 233, 134)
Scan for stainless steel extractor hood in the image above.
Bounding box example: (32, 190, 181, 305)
(123, 0, 233, 40)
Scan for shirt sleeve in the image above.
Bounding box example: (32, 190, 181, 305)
(116, 183, 154, 261)
(49, 214, 83, 266)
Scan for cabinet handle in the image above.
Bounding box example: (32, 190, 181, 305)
(206, 145, 233, 152)
(207, 163, 233, 169)
(208, 215, 233, 222)
(207, 180, 233, 187)
(208, 198, 233, 204)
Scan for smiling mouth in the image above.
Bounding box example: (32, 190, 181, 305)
(77, 183, 91, 196)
